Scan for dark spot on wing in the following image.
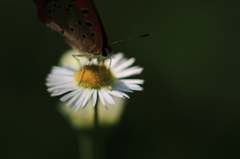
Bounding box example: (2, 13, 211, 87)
(82, 34, 86, 38)
(81, 9, 89, 15)
(86, 22, 93, 28)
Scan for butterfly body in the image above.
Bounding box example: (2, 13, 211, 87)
(34, 0, 112, 60)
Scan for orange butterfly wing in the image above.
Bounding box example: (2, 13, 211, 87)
(34, 0, 108, 57)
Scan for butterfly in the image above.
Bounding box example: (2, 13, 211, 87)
(34, 0, 112, 61)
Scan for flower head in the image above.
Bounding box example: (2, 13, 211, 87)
(46, 49, 144, 111)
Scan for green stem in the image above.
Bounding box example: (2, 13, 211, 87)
(94, 103, 100, 159)
(78, 133, 93, 159)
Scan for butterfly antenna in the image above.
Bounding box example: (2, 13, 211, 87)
(110, 33, 150, 45)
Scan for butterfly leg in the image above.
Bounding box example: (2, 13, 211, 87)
(108, 58, 112, 70)
(98, 59, 103, 84)
(78, 60, 91, 85)
(72, 54, 84, 67)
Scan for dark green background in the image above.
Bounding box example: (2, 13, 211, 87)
(1, 0, 240, 158)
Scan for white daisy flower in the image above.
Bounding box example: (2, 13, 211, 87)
(46, 50, 144, 111)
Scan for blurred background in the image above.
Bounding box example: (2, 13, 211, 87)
(1, 0, 240, 158)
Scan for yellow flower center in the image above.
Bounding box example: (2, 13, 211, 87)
(75, 64, 114, 89)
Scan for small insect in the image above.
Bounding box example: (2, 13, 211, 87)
(34, 0, 149, 62)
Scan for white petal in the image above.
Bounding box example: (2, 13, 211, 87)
(98, 90, 108, 110)
(74, 90, 89, 111)
(115, 90, 130, 98)
(111, 53, 124, 68)
(70, 94, 81, 109)
(114, 81, 133, 92)
(91, 58, 98, 64)
(107, 90, 124, 98)
(82, 89, 93, 108)
(120, 79, 144, 84)
(115, 67, 143, 78)
(50, 87, 76, 96)
(60, 89, 81, 102)
(46, 75, 73, 81)
(101, 89, 115, 104)
(74, 88, 94, 111)
(113, 58, 135, 73)
(122, 92, 130, 98)
(127, 85, 143, 91)
(46, 79, 73, 87)
(61, 64, 79, 71)
(47, 82, 76, 92)
(66, 91, 82, 106)
(104, 59, 111, 68)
